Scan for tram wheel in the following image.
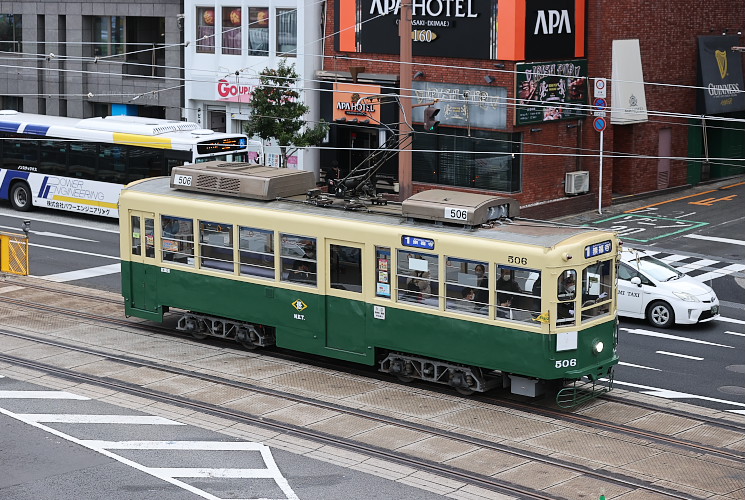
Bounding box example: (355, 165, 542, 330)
(10, 182, 32, 212)
(396, 375, 415, 383)
(190, 331, 208, 340)
(455, 386, 476, 396)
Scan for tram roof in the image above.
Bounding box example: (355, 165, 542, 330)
(124, 176, 609, 248)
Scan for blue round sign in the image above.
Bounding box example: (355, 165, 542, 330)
(593, 116, 606, 132)
(593, 97, 607, 109)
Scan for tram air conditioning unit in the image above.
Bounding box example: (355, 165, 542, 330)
(565, 171, 590, 195)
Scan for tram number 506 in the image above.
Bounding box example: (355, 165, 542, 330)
(173, 174, 193, 187)
(555, 359, 577, 369)
(444, 207, 469, 221)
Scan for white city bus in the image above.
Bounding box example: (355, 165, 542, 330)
(0, 110, 253, 218)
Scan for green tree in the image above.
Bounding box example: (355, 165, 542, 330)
(244, 60, 328, 168)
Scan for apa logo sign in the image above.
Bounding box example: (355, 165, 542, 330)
(533, 10, 572, 35)
(525, 0, 579, 61)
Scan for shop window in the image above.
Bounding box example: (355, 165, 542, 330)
(196, 7, 216, 53)
(248, 8, 269, 56)
(222, 7, 241, 55)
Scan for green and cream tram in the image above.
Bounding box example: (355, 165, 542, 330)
(119, 161, 619, 405)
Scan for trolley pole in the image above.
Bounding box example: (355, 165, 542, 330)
(398, 0, 413, 201)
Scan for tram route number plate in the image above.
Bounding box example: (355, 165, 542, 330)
(444, 207, 469, 221)
(173, 174, 193, 187)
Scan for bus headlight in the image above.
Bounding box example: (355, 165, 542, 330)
(593, 340, 604, 354)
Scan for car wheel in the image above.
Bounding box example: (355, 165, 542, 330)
(647, 300, 674, 328)
(10, 182, 33, 212)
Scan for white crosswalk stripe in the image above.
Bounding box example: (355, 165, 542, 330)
(649, 252, 744, 282)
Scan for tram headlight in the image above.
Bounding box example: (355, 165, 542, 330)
(593, 340, 604, 354)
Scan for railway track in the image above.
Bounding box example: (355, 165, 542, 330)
(1, 280, 744, 499)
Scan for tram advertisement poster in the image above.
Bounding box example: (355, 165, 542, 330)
(515, 59, 589, 125)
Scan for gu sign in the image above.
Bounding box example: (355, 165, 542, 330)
(525, 0, 577, 60)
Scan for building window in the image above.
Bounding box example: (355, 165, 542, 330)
(1, 95, 22, 112)
(413, 127, 521, 193)
(196, 7, 216, 53)
(248, 8, 269, 56)
(0, 14, 22, 52)
(92, 16, 125, 57)
(276, 8, 297, 57)
(222, 7, 242, 55)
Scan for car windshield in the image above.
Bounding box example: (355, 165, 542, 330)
(634, 255, 683, 282)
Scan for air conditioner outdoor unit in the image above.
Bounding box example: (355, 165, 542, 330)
(565, 171, 589, 195)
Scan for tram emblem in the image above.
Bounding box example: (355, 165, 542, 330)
(292, 299, 308, 312)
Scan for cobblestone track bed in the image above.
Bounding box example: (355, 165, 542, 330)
(1, 276, 744, 500)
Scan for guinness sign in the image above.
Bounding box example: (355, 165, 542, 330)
(697, 35, 745, 114)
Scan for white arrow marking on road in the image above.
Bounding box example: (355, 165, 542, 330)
(655, 351, 704, 360)
(620, 327, 734, 348)
(619, 361, 661, 371)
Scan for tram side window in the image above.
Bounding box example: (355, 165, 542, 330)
(239, 227, 275, 279)
(374, 246, 391, 299)
(557, 270, 577, 326)
(280, 234, 317, 286)
(330, 244, 362, 293)
(397, 250, 439, 308)
(445, 257, 488, 315)
(161, 215, 195, 266)
(495, 265, 541, 322)
(144, 218, 155, 257)
(200, 221, 234, 273)
(580, 259, 612, 321)
(39, 140, 68, 176)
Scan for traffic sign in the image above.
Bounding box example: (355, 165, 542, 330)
(594, 78, 607, 98)
(593, 97, 607, 109)
(593, 116, 607, 132)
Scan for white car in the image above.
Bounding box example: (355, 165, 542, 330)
(617, 248, 720, 328)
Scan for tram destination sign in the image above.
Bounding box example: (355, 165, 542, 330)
(585, 240, 613, 259)
(402, 235, 435, 250)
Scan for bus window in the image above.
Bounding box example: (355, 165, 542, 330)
(239, 227, 275, 279)
(397, 250, 439, 308)
(200, 221, 234, 273)
(557, 270, 577, 326)
(280, 234, 316, 286)
(581, 260, 612, 321)
(161, 215, 194, 265)
(98, 145, 127, 183)
(374, 247, 391, 299)
(68, 143, 97, 179)
(445, 257, 488, 315)
(496, 265, 541, 322)
(3, 133, 38, 167)
(39, 140, 68, 176)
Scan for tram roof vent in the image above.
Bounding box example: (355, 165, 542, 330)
(401, 189, 519, 225)
(170, 161, 317, 200)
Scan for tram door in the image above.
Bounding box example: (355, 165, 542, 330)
(127, 211, 157, 313)
(325, 241, 366, 354)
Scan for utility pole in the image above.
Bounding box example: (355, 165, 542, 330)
(398, 0, 413, 201)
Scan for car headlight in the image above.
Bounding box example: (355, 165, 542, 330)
(672, 291, 699, 302)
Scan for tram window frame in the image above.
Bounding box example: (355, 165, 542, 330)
(495, 265, 542, 323)
(396, 250, 439, 308)
(280, 233, 317, 286)
(580, 259, 613, 322)
(199, 220, 234, 273)
(239, 226, 275, 279)
(131, 216, 141, 256)
(161, 215, 195, 266)
(444, 257, 488, 316)
(330, 244, 362, 293)
(374, 246, 392, 299)
(557, 270, 577, 327)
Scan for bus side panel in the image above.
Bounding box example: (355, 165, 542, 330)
(366, 305, 616, 380)
(122, 261, 164, 322)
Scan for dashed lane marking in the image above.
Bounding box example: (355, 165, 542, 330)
(0, 390, 89, 399)
(35, 263, 121, 282)
(15, 414, 185, 425)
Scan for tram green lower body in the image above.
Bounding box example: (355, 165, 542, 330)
(122, 262, 617, 381)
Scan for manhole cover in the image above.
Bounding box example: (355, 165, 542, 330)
(726, 365, 745, 374)
(718, 386, 745, 396)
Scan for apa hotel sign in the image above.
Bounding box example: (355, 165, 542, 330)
(697, 35, 745, 114)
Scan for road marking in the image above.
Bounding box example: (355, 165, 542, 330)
(0, 213, 120, 233)
(619, 361, 661, 371)
(612, 380, 745, 409)
(688, 195, 738, 206)
(675, 258, 717, 274)
(658, 254, 689, 263)
(684, 234, 745, 246)
(717, 316, 745, 325)
(29, 243, 118, 260)
(151, 468, 284, 479)
(694, 263, 745, 282)
(36, 263, 121, 282)
(656, 351, 703, 360)
(82, 441, 269, 451)
(15, 414, 184, 425)
(620, 327, 734, 348)
(0, 390, 89, 400)
(725, 331, 745, 337)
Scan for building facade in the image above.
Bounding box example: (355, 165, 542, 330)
(0, 0, 183, 119)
